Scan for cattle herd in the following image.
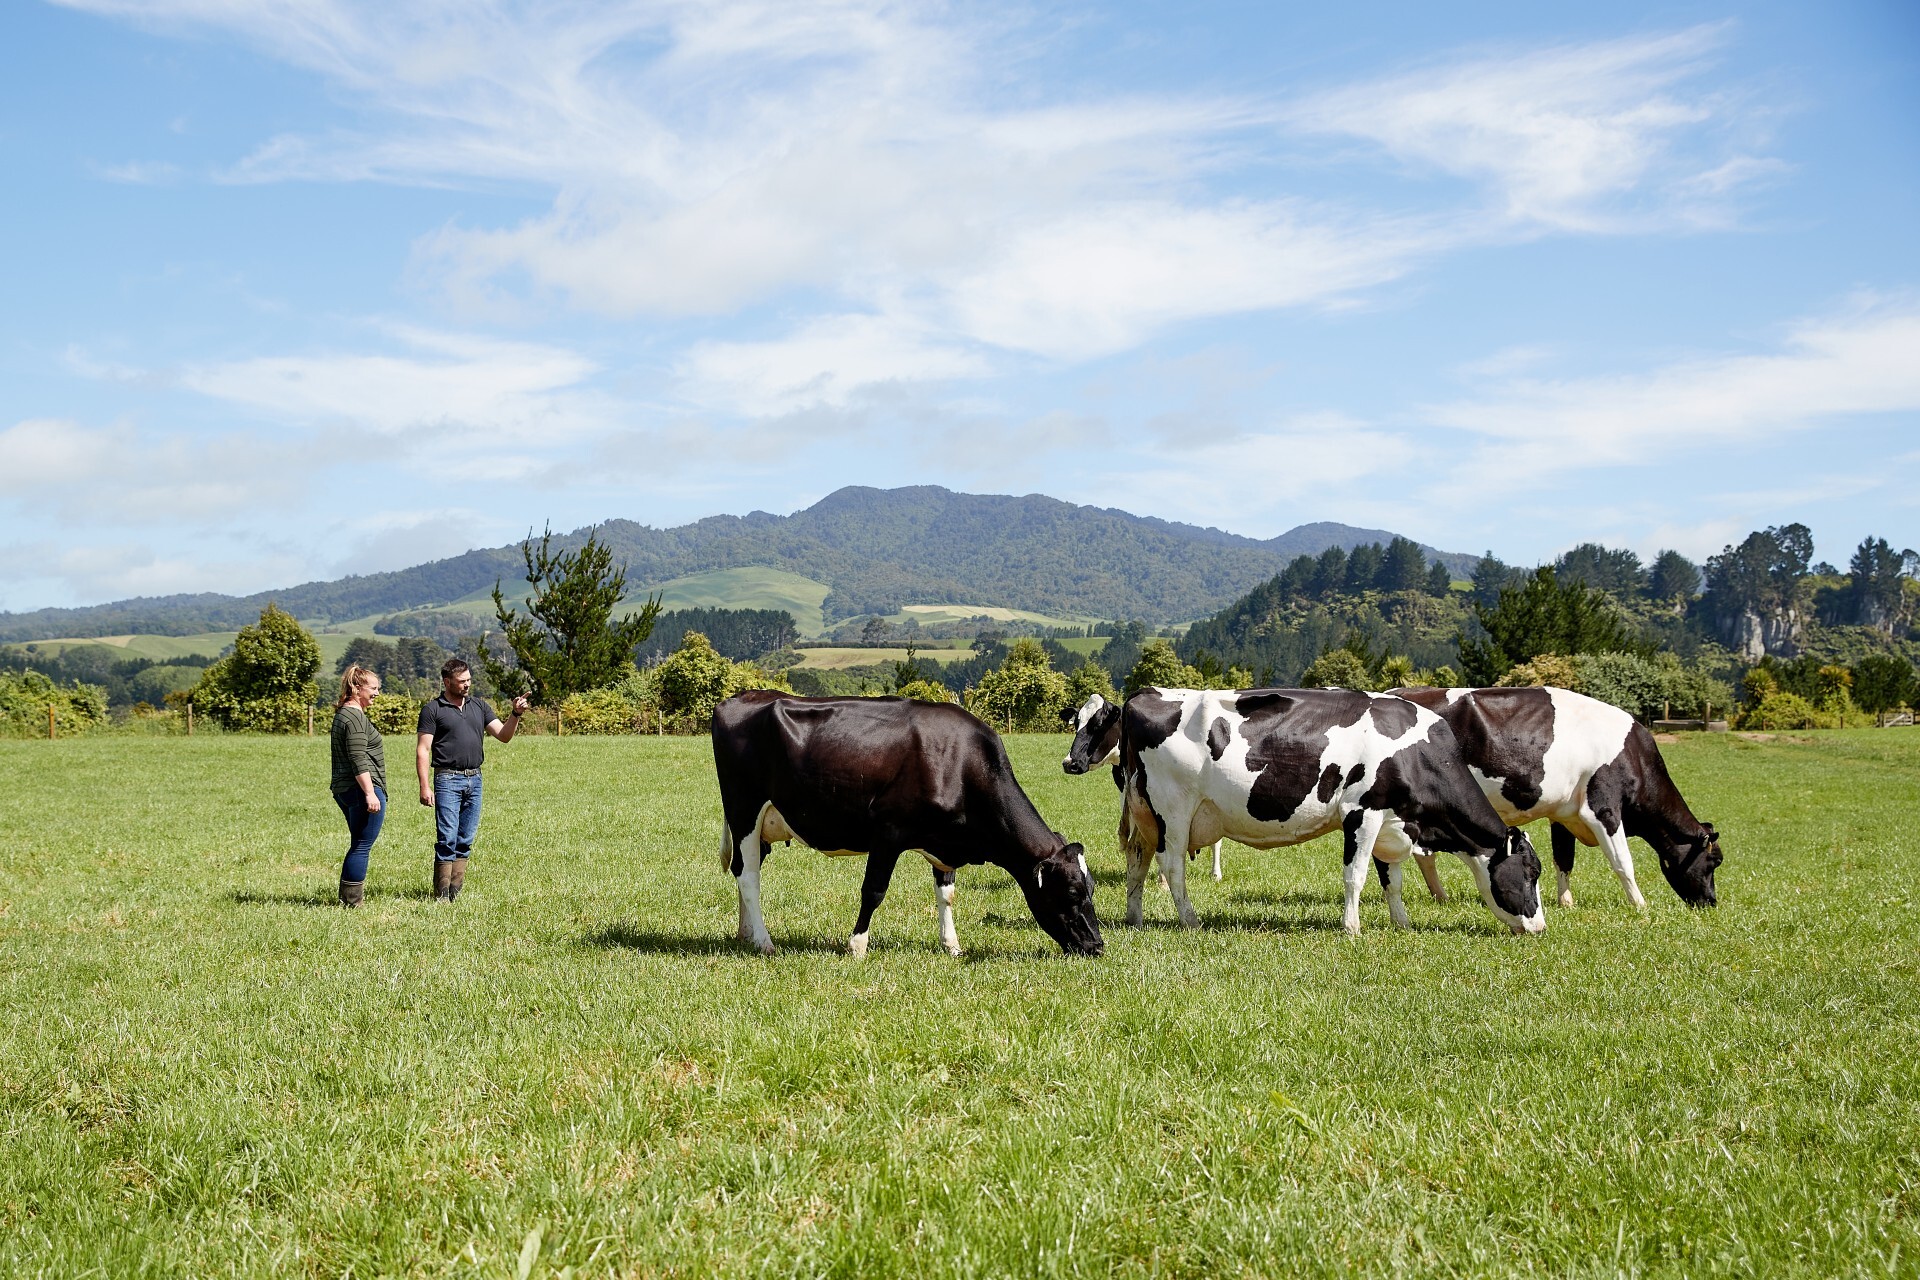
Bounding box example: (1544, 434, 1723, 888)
(710, 682, 1723, 958)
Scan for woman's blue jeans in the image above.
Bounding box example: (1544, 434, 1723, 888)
(333, 786, 386, 883)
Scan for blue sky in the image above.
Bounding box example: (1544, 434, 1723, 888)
(3, 0, 1916, 610)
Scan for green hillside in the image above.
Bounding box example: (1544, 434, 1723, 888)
(0, 486, 1471, 641)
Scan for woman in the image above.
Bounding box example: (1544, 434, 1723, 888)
(330, 664, 387, 907)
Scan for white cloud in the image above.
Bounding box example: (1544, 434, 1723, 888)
(0, 417, 302, 522)
(1287, 24, 1769, 231)
(58, 2, 1768, 378)
(175, 327, 602, 440)
(89, 160, 183, 184)
(679, 314, 991, 416)
(1427, 300, 1920, 470)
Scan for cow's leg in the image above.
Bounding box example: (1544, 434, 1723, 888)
(1211, 839, 1223, 883)
(1156, 825, 1200, 929)
(1413, 851, 1446, 903)
(1124, 840, 1153, 927)
(1550, 823, 1578, 908)
(735, 812, 776, 956)
(1589, 813, 1648, 911)
(848, 850, 901, 958)
(930, 865, 962, 958)
(1342, 810, 1385, 936)
(1374, 857, 1411, 929)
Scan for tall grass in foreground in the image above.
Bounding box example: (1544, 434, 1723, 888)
(1, 731, 1916, 1277)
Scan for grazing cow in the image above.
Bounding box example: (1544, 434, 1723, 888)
(1115, 687, 1545, 935)
(712, 691, 1104, 958)
(1389, 686, 1722, 909)
(1061, 694, 1224, 882)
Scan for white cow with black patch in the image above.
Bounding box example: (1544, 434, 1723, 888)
(1061, 693, 1224, 882)
(1391, 686, 1723, 910)
(1115, 687, 1546, 936)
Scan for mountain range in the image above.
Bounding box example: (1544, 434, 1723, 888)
(0, 486, 1477, 641)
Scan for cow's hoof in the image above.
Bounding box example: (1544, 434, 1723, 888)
(1558, 891, 1575, 909)
(1178, 915, 1201, 930)
(755, 939, 777, 957)
(1125, 912, 1145, 928)
(943, 944, 964, 958)
(1430, 889, 1448, 904)
(848, 933, 869, 958)
(1343, 922, 1362, 938)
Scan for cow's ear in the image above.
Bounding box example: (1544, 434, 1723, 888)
(1059, 705, 1077, 726)
(1703, 822, 1718, 840)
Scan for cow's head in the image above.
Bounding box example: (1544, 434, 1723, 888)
(1659, 821, 1722, 907)
(1021, 842, 1104, 956)
(1483, 828, 1546, 935)
(1061, 695, 1123, 775)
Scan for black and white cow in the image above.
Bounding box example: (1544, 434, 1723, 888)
(1061, 693, 1225, 882)
(1115, 687, 1546, 935)
(712, 690, 1104, 958)
(1389, 685, 1722, 909)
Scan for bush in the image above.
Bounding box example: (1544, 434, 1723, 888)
(1737, 691, 1833, 730)
(1125, 640, 1203, 695)
(1570, 652, 1666, 720)
(558, 685, 644, 735)
(967, 639, 1069, 732)
(653, 632, 793, 731)
(1496, 653, 1582, 691)
(1299, 649, 1372, 690)
(364, 694, 420, 736)
(0, 670, 109, 737)
(895, 678, 957, 704)
(189, 605, 322, 733)
(1063, 661, 1117, 711)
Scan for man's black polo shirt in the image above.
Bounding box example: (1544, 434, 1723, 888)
(418, 694, 497, 771)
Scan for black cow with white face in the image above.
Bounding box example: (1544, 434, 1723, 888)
(712, 691, 1104, 958)
(1390, 685, 1723, 909)
(1114, 687, 1545, 935)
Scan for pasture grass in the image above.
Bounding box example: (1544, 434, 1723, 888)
(2, 729, 1916, 1277)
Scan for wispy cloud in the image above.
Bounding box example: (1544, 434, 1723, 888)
(58, 2, 1774, 387)
(1427, 297, 1920, 470)
(0, 417, 305, 523)
(1287, 24, 1773, 231)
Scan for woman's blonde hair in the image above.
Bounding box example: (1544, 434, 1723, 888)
(337, 664, 380, 708)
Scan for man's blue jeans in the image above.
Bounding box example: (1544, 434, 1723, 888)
(434, 771, 482, 863)
(333, 785, 386, 883)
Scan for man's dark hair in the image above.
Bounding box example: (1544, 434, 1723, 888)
(440, 657, 471, 680)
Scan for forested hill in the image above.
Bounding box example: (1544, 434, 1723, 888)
(0, 486, 1472, 640)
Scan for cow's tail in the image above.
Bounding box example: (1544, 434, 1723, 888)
(719, 820, 735, 875)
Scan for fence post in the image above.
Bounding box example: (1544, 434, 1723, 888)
(187, 702, 194, 736)
(48, 704, 56, 740)
(558, 708, 564, 737)
(307, 705, 314, 736)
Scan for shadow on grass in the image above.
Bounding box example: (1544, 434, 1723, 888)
(1109, 907, 1499, 937)
(583, 922, 848, 956)
(230, 886, 437, 908)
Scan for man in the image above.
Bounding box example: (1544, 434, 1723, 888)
(416, 658, 531, 902)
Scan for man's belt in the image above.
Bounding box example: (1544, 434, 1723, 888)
(435, 767, 481, 776)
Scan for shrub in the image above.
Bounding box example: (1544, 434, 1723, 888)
(1570, 652, 1667, 720)
(0, 670, 109, 737)
(1496, 653, 1582, 692)
(895, 678, 957, 704)
(1738, 691, 1833, 730)
(967, 639, 1070, 731)
(1063, 660, 1117, 711)
(364, 694, 420, 735)
(189, 605, 322, 733)
(1125, 640, 1203, 695)
(653, 632, 793, 731)
(558, 685, 644, 735)
(1300, 649, 1373, 691)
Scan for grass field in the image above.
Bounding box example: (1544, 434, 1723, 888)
(791, 646, 971, 671)
(3, 730, 1916, 1276)
(444, 568, 836, 638)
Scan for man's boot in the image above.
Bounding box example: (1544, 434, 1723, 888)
(446, 859, 467, 902)
(433, 859, 454, 902)
(339, 877, 365, 908)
